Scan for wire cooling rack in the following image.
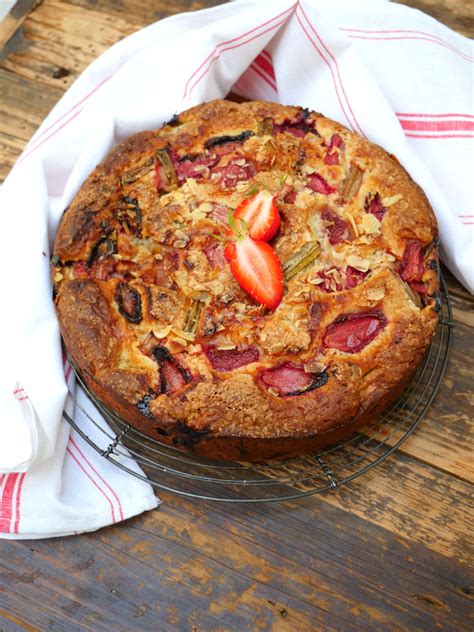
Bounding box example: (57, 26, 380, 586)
(63, 273, 453, 502)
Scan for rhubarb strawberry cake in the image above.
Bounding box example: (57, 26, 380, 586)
(52, 99, 440, 460)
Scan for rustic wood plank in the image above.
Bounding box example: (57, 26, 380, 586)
(0, 479, 472, 631)
(0, 67, 64, 179)
(68, 0, 226, 23)
(0, 0, 41, 49)
(1, 0, 143, 91)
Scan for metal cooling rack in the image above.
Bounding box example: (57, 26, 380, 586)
(63, 273, 453, 502)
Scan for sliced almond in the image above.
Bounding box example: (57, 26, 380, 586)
(350, 364, 363, 377)
(303, 360, 327, 373)
(198, 202, 213, 214)
(347, 255, 370, 272)
(152, 325, 172, 340)
(382, 193, 402, 207)
(366, 287, 385, 301)
(361, 213, 381, 235)
(171, 327, 196, 342)
(347, 213, 360, 238)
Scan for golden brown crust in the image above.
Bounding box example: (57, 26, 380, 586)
(52, 100, 440, 460)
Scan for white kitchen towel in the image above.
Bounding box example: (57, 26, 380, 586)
(0, 0, 472, 538)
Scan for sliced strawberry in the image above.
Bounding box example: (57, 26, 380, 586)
(205, 346, 259, 371)
(224, 236, 283, 310)
(232, 191, 281, 241)
(365, 192, 386, 221)
(321, 209, 350, 245)
(324, 132, 343, 165)
(399, 241, 425, 283)
(323, 311, 387, 353)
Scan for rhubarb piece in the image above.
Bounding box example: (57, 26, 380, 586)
(115, 282, 142, 323)
(283, 241, 320, 280)
(341, 164, 364, 201)
(258, 117, 274, 136)
(321, 210, 350, 245)
(259, 362, 329, 396)
(209, 203, 229, 224)
(307, 174, 336, 195)
(204, 242, 226, 270)
(155, 147, 178, 190)
(399, 241, 425, 283)
(400, 279, 424, 308)
(119, 158, 153, 185)
(323, 310, 387, 353)
(365, 193, 386, 221)
(205, 346, 259, 371)
(184, 297, 207, 336)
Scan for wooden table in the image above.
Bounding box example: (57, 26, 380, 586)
(1, 1, 472, 629)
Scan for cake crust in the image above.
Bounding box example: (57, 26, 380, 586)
(52, 100, 439, 460)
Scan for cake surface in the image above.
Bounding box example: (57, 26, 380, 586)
(52, 99, 440, 460)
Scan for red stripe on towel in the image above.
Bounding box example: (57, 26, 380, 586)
(67, 446, 117, 523)
(399, 119, 474, 132)
(69, 436, 124, 521)
(183, 4, 296, 99)
(298, 3, 365, 137)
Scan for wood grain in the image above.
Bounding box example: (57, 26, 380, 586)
(0, 1, 472, 630)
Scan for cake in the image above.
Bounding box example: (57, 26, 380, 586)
(52, 99, 440, 460)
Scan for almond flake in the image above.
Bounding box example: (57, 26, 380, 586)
(233, 158, 247, 166)
(366, 288, 385, 301)
(171, 327, 196, 341)
(347, 213, 360, 238)
(382, 193, 402, 207)
(346, 255, 370, 272)
(233, 302, 247, 314)
(216, 343, 237, 351)
(198, 202, 213, 214)
(153, 325, 173, 339)
(350, 364, 363, 377)
(303, 360, 327, 373)
(309, 277, 324, 285)
(361, 213, 381, 235)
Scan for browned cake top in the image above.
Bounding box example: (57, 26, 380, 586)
(52, 99, 439, 451)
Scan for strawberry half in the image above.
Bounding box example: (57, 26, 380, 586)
(232, 191, 280, 241)
(224, 236, 283, 311)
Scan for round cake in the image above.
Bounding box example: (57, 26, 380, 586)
(52, 99, 440, 460)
